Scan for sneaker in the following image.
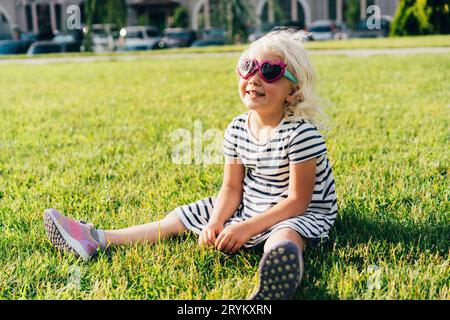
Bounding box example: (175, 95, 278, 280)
(44, 208, 100, 261)
(249, 240, 303, 300)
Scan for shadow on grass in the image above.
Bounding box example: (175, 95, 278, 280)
(333, 201, 449, 255)
(296, 200, 449, 299)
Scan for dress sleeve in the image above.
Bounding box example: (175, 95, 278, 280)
(223, 120, 240, 161)
(288, 122, 327, 164)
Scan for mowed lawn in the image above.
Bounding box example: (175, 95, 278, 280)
(0, 52, 448, 300)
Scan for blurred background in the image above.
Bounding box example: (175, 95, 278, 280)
(0, 0, 448, 55)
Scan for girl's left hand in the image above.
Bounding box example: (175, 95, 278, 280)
(215, 222, 253, 254)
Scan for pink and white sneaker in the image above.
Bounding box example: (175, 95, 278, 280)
(44, 208, 101, 261)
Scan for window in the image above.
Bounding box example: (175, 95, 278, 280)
(26, 4, 33, 31)
(37, 3, 51, 32)
(328, 0, 337, 20)
(147, 29, 160, 37)
(126, 30, 144, 39)
(55, 4, 62, 30)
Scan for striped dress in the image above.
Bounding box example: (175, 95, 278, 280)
(175, 111, 338, 247)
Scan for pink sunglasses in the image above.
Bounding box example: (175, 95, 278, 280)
(237, 58, 298, 84)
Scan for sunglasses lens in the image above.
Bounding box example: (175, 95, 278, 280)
(260, 63, 283, 81)
(238, 59, 257, 78)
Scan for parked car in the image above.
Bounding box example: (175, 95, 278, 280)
(52, 30, 83, 52)
(350, 16, 392, 38)
(307, 20, 348, 41)
(27, 40, 81, 55)
(191, 39, 226, 47)
(248, 21, 305, 42)
(248, 23, 276, 42)
(191, 28, 227, 47)
(83, 24, 119, 52)
(20, 32, 38, 42)
(159, 28, 196, 48)
(117, 26, 162, 51)
(0, 40, 33, 54)
(36, 27, 55, 41)
(201, 28, 227, 41)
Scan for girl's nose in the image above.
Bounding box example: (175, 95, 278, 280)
(248, 71, 262, 86)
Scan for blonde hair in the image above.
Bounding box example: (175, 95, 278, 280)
(238, 28, 329, 130)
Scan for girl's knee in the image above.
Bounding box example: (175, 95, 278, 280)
(161, 210, 188, 235)
(264, 228, 305, 253)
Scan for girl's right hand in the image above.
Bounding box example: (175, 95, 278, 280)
(199, 221, 224, 247)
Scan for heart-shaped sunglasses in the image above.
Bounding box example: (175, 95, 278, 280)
(237, 58, 298, 84)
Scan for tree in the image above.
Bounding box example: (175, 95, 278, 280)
(226, 0, 253, 43)
(344, 0, 361, 30)
(83, 0, 127, 51)
(173, 6, 189, 28)
(390, 0, 432, 35)
(426, 0, 450, 34)
(391, 0, 450, 36)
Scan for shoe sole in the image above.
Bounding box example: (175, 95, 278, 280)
(44, 209, 92, 261)
(249, 242, 302, 300)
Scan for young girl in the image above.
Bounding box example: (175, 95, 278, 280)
(44, 29, 337, 300)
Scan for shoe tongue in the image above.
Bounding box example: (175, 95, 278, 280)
(90, 228, 100, 244)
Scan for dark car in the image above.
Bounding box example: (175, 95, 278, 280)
(0, 40, 33, 55)
(191, 28, 228, 47)
(27, 40, 81, 56)
(20, 32, 38, 42)
(159, 28, 196, 48)
(351, 16, 391, 38)
(201, 28, 227, 41)
(53, 30, 83, 52)
(191, 39, 226, 47)
(27, 41, 63, 55)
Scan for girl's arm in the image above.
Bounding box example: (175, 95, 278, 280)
(208, 161, 245, 225)
(242, 158, 317, 236)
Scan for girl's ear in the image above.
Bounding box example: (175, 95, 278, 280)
(290, 85, 300, 95)
(286, 85, 300, 104)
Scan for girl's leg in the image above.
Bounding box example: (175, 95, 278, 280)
(104, 210, 187, 246)
(249, 228, 305, 300)
(44, 208, 187, 261)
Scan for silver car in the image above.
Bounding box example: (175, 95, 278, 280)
(307, 20, 348, 41)
(83, 24, 119, 52)
(117, 26, 162, 51)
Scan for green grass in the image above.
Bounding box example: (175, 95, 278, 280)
(0, 34, 449, 60)
(0, 51, 448, 299)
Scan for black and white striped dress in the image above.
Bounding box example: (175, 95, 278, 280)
(175, 111, 338, 247)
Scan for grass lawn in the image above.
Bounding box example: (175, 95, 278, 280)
(0, 34, 449, 60)
(0, 51, 448, 299)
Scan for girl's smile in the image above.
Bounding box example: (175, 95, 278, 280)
(246, 89, 266, 98)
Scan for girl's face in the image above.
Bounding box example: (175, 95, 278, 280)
(238, 48, 295, 116)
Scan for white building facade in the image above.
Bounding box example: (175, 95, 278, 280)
(0, 0, 399, 36)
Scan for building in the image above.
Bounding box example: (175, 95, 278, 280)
(0, 0, 399, 37)
(171, 0, 398, 30)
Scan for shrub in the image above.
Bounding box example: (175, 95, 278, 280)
(391, 0, 450, 35)
(173, 7, 189, 28)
